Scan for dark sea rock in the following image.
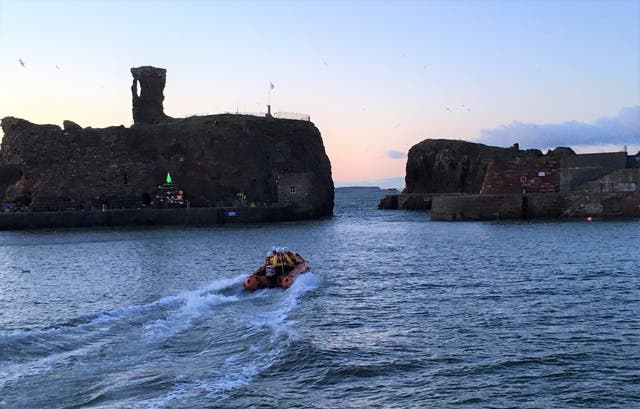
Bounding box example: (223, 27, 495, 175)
(404, 139, 543, 194)
(0, 114, 334, 218)
(0, 66, 333, 219)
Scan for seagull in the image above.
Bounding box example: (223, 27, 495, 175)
(445, 106, 451, 112)
(19, 58, 25, 68)
(56, 65, 60, 70)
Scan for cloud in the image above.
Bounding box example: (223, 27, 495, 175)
(387, 149, 407, 159)
(478, 106, 640, 151)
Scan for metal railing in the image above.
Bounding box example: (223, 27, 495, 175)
(273, 112, 310, 121)
(219, 111, 310, 121)
(20, 198, 281, 213)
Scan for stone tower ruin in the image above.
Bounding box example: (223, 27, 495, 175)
(130, 66, 170, 124)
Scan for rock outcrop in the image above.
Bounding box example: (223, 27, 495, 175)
(0, 114, 334, 218)
(0, 67, 334, 220)
(404, 139, 543, 194)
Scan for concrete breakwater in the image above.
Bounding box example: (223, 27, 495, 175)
(0, 206, 318, 231)
(380, 191, 640, 221)
(431, 192, 640, 221)
(381, 139, 640, 221)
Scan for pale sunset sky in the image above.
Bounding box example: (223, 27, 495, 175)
(1, 0, 638, 187)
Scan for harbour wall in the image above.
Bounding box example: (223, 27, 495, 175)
(560, 152, 628, 192)
(378, 193, 465, 210)
(431, 192, 640, 221)
(0, 206, 317, 231)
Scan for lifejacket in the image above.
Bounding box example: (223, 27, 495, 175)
(270, 254, 284, 267)
(282, 252, 294, 267)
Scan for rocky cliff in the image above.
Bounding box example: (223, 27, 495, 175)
(0, 67, 334, 219)
(404, 139, 542, 194)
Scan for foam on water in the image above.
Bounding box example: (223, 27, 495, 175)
(1, 271, 320, 407)
(132, 272, 320, 408)
(142, 275, 247, 342)
(2, 191, 639, 407)
(0, 274, 247, 391)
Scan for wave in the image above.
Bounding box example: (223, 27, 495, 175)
(133, 272, 321, 408)
(0, 271, 320, 407)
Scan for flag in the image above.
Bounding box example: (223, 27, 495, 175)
(270, 82, 275, 90)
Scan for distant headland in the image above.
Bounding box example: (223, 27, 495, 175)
(0, 66, 334, 229)
(380, 139, 640, 220)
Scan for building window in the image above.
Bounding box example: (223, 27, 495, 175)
(289, 185, 296, 195)
(538, 171, 546, 177)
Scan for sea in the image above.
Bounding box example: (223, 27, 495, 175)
(0, 188, 638, 408)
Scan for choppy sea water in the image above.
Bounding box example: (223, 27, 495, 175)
(0, 189, 639, 408)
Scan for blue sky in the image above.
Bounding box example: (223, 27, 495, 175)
(1, 0, 638, 186)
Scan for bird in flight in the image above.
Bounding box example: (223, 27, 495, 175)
(56, 65, 60, 70)
(19, 59, 25, 68)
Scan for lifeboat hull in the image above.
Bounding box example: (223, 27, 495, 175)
(244, 258, 310, 291)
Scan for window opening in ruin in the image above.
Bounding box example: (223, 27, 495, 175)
(124, 171, 128, 185)
(134, 80, 140, 97)
(289, 185, 296, 194)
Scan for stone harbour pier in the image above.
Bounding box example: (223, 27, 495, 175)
(380, 140, 640, 221)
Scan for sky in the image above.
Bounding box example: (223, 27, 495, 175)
(1, 0, 639, 188)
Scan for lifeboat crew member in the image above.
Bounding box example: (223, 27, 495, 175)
(281, 247, 295, 267)
(265, 265, 276, 287)
(265, 250, 275, 266)
(270, 248, 284, 267)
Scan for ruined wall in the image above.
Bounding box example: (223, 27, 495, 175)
(577, 168, 639, 194)
(131, 66, 171, 124)
(480, 157, 561, 194)
(560, 152, 627, 192)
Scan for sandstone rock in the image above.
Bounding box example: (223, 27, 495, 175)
(404, 139, 542, 194)
(63, 120, 83, 133)
(131, 66, 171, 124)
(0, 114, 334, 218)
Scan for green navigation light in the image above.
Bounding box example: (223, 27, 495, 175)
(166, 172, 172, 184)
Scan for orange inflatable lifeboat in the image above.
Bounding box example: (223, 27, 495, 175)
(244, 250, 310, 291)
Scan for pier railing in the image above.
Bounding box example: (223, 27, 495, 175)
(219, 111, 311, 121)
(20, 198, 281, 213)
